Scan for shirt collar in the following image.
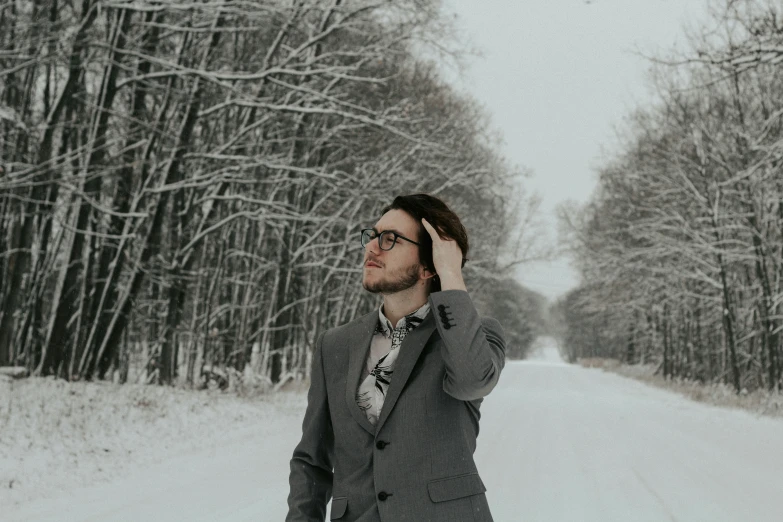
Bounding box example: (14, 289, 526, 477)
(376, 302, 431, 337)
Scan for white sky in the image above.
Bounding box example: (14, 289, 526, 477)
(443, 0, 714, 300)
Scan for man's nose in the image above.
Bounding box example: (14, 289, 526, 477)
(365, 237, 381, 255)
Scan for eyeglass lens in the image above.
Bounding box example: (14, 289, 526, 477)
(361, 230, 396, 250)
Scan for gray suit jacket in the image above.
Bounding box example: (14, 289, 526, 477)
(286, 290, 506, 522)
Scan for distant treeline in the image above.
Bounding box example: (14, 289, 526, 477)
(555, 0, 783, 393)
(0, 0, 539, 386)
(474, 277, 549, 360)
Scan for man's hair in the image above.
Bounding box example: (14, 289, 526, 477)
(381, 194, 469, 293)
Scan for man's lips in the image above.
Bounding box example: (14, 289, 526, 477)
(365, 260, 382, 268)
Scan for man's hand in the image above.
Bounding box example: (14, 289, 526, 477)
(422, 218, 467, 292)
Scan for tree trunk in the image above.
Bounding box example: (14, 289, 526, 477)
(39, 5, 127, 377)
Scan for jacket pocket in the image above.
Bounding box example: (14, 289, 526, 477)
(330, 496, 348, 519)
(427, 472, 487, 503)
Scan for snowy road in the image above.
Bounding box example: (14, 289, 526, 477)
(7, 341, 783, 521)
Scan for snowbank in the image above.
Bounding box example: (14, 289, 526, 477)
(0, 377, 306, 509)
(581, 359, 783, 419)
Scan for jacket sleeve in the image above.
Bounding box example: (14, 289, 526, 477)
(428, 289, 506, 401)
(286, 331, 334, 522)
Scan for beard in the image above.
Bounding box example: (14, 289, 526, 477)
(362, 261, 421, 295)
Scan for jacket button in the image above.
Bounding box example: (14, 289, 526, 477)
(443, 323, 452, 330)
(437, 304, 446, 311)
(378, 491, 389, 501)
(376, 440, 387, 449)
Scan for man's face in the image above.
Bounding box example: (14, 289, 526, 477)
(362, 209, 425, 294)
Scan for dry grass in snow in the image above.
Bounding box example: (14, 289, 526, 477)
(0, 376, 307, 509)
(578, 358, 783, 419)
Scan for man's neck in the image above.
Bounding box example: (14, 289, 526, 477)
(381, 285, 430, 327)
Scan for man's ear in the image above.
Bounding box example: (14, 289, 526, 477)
(420, 265, 436, 281)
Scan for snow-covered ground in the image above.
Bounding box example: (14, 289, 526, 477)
(5, 338, 783, 521)
(0, 377, 307, 519)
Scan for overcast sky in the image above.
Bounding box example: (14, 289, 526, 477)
(443, 0, 713, 300)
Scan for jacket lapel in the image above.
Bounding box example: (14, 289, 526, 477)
(374, 313, 436, 434)
(344, 310, 378, 435)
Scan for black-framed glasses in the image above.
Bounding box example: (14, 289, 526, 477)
(360, 228, 420, 251)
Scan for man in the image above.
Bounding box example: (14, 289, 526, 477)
(286, 194, 506, 521)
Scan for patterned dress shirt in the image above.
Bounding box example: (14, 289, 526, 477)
(355, 302, 431, 425)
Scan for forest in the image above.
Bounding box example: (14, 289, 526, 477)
(556, 0, 783, 393)
(0, 0, 545, 388)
